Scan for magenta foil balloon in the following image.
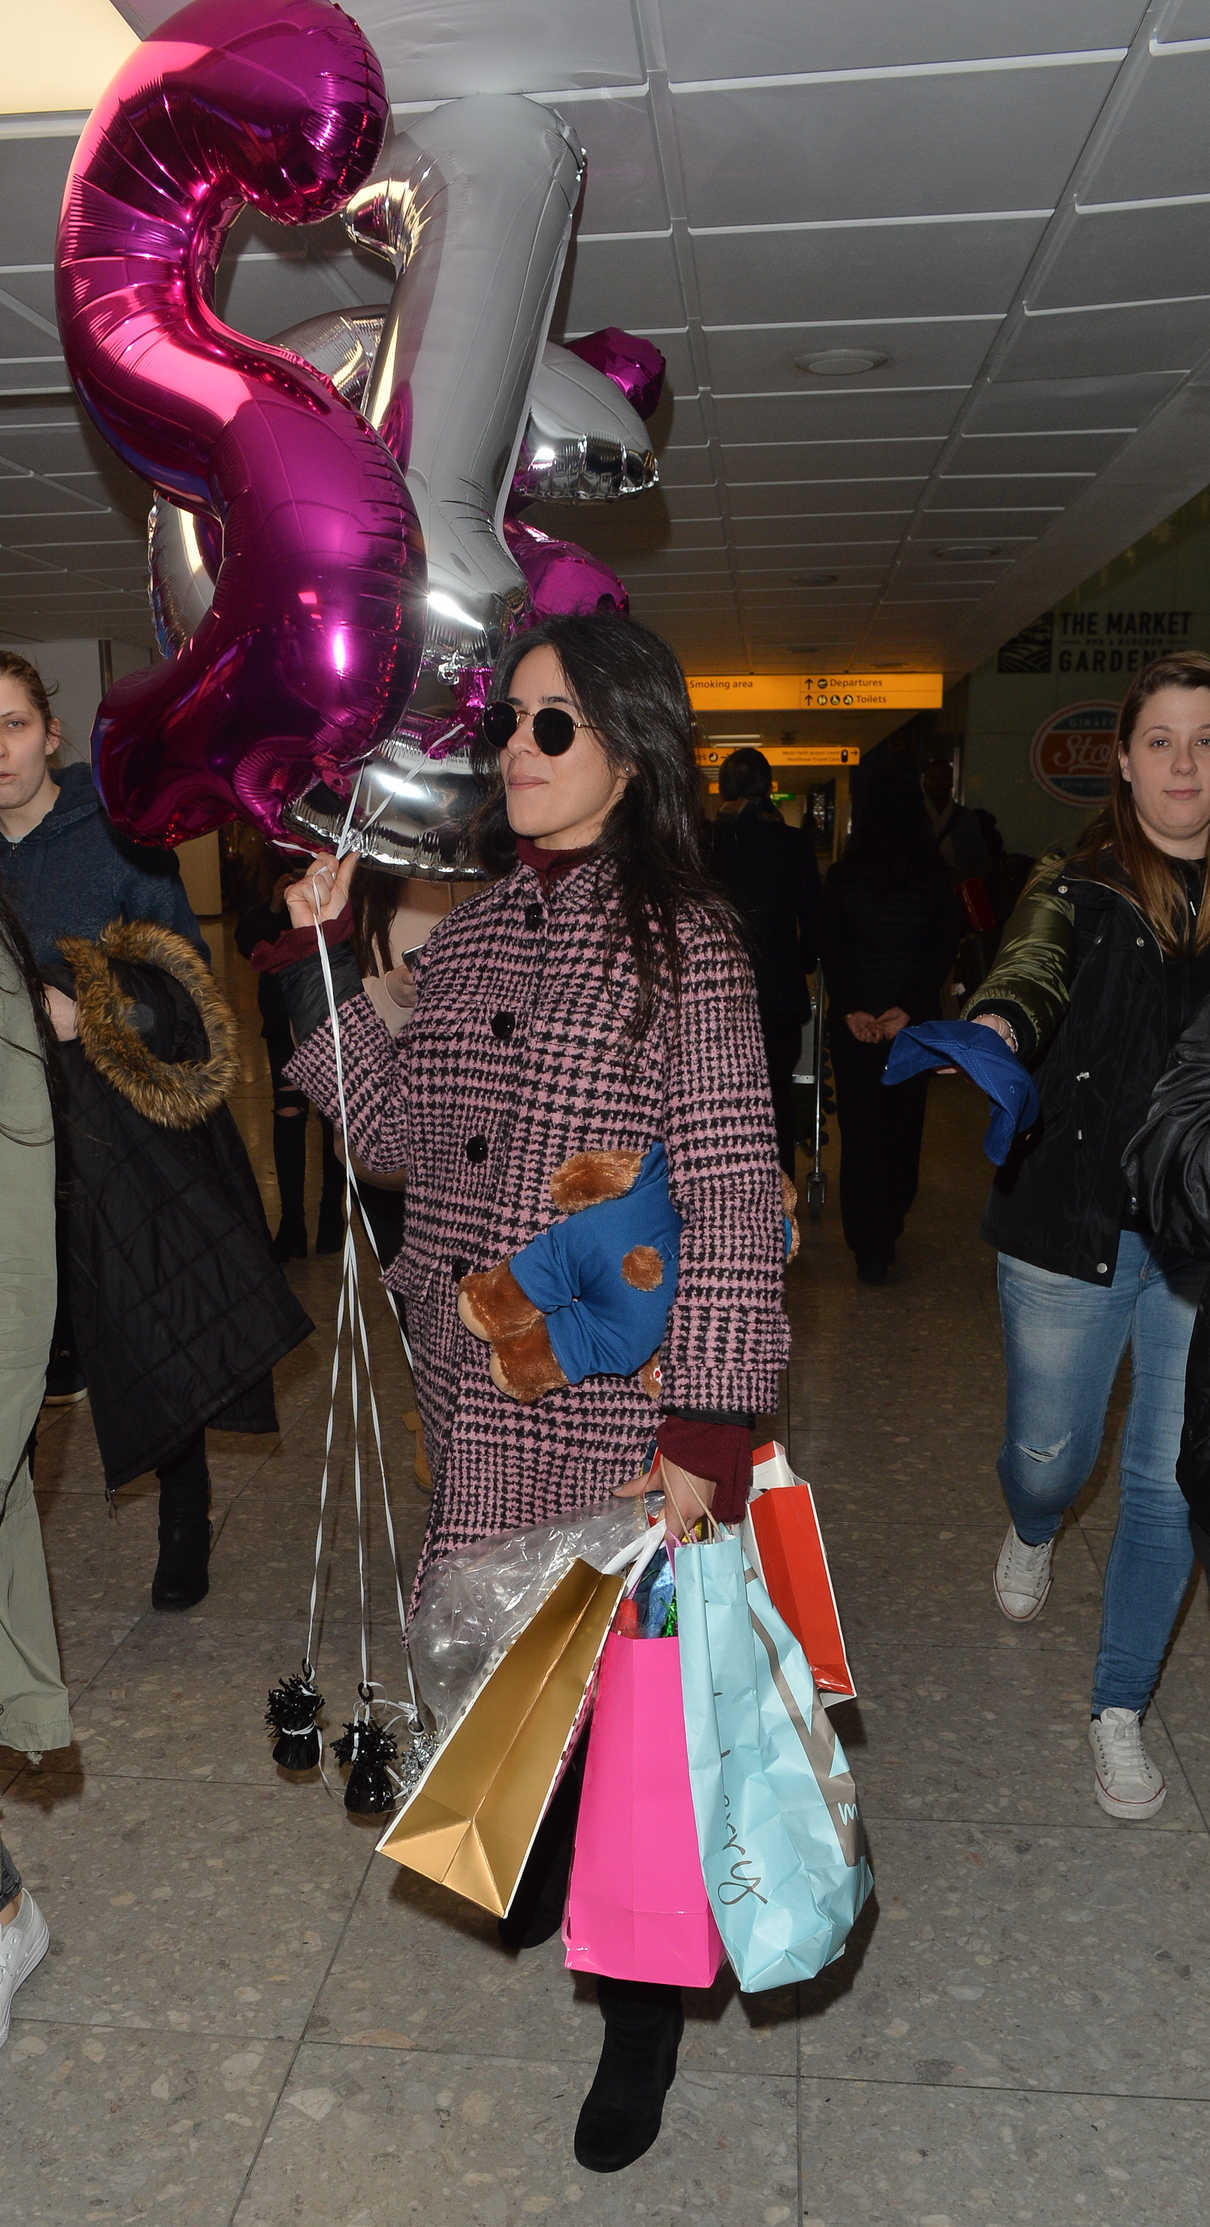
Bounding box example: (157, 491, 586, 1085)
(567, 328, 666, 422)
(55, 0, 424, 844)
(504, 517, 629, 619)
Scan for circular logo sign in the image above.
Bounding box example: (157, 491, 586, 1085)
(1030, 700, 1119, 806)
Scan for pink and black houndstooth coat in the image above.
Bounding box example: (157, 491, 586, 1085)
(287, 856, 790, 1588)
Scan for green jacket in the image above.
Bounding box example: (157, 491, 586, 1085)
(0, 936, 70, 1757)
(962, 853, 1073, 1062)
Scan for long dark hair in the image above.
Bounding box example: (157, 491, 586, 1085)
(0, 881, 56, 1138)
(1068, 651, 1210, 954)
(471, 613, 738, 1038)
(350, 861, 403, 979)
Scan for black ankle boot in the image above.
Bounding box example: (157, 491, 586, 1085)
(271, 1216, 307, 1262)
(314, 1199, 345, 1256)
(574, 1979, 684, 2172)
(151, 1440, 212, 1611)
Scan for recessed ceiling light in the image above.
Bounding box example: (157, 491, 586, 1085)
(793, 347, 890, 377)
(789, 570, 841, 587)
(931, 542, 1005, 562)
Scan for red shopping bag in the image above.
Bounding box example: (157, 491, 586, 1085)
(563, 1630, 725, 1988)
(745, 1442, 857, 1701)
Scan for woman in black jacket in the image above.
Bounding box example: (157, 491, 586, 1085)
(819, 789, 963, 1282)
(967, 652, 1210, 1822)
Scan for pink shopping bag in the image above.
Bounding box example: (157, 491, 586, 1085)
(563, 1629, 726, 1988)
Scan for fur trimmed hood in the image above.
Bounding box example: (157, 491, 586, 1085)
(58, 918, 239, 1130)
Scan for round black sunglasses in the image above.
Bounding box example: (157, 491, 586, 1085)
(479, 702, 588, 756)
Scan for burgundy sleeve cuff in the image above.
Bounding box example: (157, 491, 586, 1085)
(250, 905, 354, 973)
(656, 1415, 752, 1525)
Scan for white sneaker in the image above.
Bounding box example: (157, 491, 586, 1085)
(1089, 1709, 1167, 1820)
(0, 1889, 50, 2046)
(993, 1525, 1054, 1621)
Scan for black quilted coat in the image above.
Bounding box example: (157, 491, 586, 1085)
(1122, 994, 1210, 1531)
(965, 861, 1181, 1287)
(53, 922, 312, 1490)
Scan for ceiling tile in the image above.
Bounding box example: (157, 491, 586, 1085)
(703, 316, 1001, 395)
(721, 437, 944, 479)
(690, 215, 1048, 325)
(544, 94, 668, 235)
(1157, 2, 1210, 35)
(651, 389, 709, 444)
(1032, 202, 1210, 312)
(728, 480, 913, 520)
(928, 475, 1088, 507)
(561, 232, 686, 335)
(907, 509, 1055, 540)
(358, 0, 646, 96)
(657, 484, 722, 520)
(1000, 298, 1210, 381)
(963, 372, 1181, 433)
(1081, 45, 1210, 205)
(543, 508, 727, 555)
(0, 269, 57, 328)
(1, 511, 143, 548)
(730, 514, 905, 549)
(0, 355, 68, 396)
(659, 1, 1142, 75)
(0, 478, 106, 518)
(671, 62, 1119, 229)
(0, 135, 74, 267)
(711, 389, 963, 444)
(653, 445, 715, 488)
(954, 430, 1128, 473)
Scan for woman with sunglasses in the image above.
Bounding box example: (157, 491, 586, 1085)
(269, 611, 790, 2173)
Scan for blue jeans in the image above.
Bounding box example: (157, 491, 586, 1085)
(996, 1233, 1205, 1714)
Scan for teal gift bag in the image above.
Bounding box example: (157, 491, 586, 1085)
(676, 1529, 872, 1993)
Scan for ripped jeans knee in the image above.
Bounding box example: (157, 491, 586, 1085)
(1014, 1429, 1072, 1466)
(997, 1423, 1093, 1541)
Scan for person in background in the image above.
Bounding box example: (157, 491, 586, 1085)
(0, 649, 311, 1611)
(235, 846, 345, 1261)
(269, 613, 789, 2174)
(0, 649, 202, 1402)
(0, 884, 69, 2047)
(818, 788, 963, 1284)
(922, 754, 992, 883)
(709, 746, 820, 1179)
(966, 652, 1210, 1821)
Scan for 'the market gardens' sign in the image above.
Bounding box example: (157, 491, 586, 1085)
(1030, 701, 1118, 806)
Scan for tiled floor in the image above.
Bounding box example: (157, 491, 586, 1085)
(2, 923, 1209, 2226)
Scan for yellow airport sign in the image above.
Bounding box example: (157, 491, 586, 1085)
(687, 672, 942, 711)
(696, 744, 860, 769)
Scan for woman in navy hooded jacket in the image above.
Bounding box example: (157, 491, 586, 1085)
(0, 650, 309, 1611)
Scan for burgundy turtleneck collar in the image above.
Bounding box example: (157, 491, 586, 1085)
(514, 835, 596, 888)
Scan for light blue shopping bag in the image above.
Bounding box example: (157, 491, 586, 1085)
(676, 1529, 872, 1993)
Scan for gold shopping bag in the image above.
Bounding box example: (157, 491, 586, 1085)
(377, 1557, 625, 1915)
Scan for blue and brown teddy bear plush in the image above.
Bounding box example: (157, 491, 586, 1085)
(457, 1141, 798, 1401)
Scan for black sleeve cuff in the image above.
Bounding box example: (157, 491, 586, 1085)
(279, 943, 365, 1043)
(964, 996, 1037, 1064)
